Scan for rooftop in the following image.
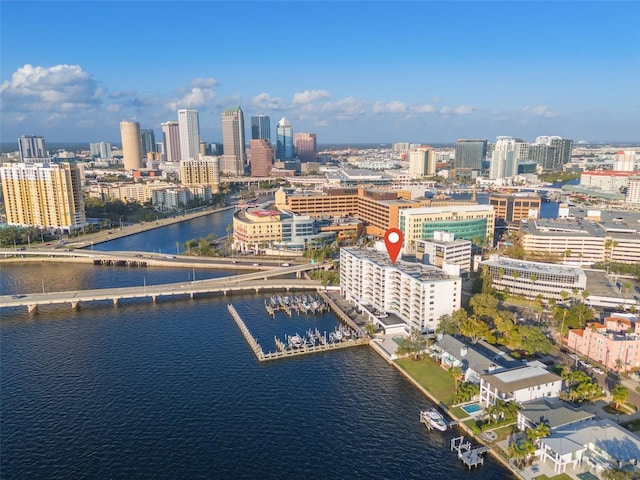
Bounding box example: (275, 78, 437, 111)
(399, 204, 494, 216)
(482, 254, 586, 277)
(519, 399, 595, 430)
(480, 364, 561, 392)
(342, 247, 456, 282)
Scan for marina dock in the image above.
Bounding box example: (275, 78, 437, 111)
(227, 303, 369, 362)
(450, 436, 489, 469)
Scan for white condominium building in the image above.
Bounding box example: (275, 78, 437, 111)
(340, 247, 461, 333)
(1, 162, 86, 233)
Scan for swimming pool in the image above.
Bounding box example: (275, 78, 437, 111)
(461, 403, 482, 415)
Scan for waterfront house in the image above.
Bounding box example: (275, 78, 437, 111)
(479, 363, 562, 407)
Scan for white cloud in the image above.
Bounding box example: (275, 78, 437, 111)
(439, 104, 478, 115)
(410, 103, 437, 114)
(373, 101, 407, 114)
(0, 64, 102, 112)
(251, 92, 286, 110)
(317, 96, 366, 120)
(167, 77, 218, 110)
(522, 105, 559, 118)
(292, 89, 330, 104)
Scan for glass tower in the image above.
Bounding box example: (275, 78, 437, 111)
(276, 117, 293, 161)
(251, 115, 271, 143)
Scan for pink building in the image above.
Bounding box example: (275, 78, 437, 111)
(250, 139, 274, 177)
(567, 314, 640, 372)
(294, 133, 317, 162)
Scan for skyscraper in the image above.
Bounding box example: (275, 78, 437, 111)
(120, 121, 143, 170)
(276, 117, 293, 161)
(489, 136, 518, 180)
(409, 146, 435, 178)
(18, 135, 47, 163)
(294, 133, 317, 163)
(221, 106, 246, 176)
(532, 136, 573, 171)
(161, 121, 181, 162)
(250, 139, 274, 177)
(454, 139, 487, 171)
(89, 142, 112, 160)
(0, 162, 86, 232)
(251, 115, 271, 143)
(140, 129, 156, 158)
(178, 109, 201, 161)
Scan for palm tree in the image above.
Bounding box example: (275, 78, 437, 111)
(604, 238, 619, 262)
(526, 421, 551, 444)
(508, 439, 535, 469)
(560, 290, 569, 305)
(484, 403, 501, 424)
(611, 384, 629, 410)
(529, 273, 538, 298)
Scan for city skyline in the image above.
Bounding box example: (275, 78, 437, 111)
(1, 1, 639, 144)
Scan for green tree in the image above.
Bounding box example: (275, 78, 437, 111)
(526, 422, 550, 444)
(508, 439, 536, 469)
(516, 325, 553, 355)
(450, 366, 464, 390)
(199, 238, 213, 256)
(395, 329, 430, 360)
(460, 315, 494, 344)
(469, 293, 499, 320)
(453, 382, 480, 404)
(611, 384, 629, 410)
(437, 310, 466, 336)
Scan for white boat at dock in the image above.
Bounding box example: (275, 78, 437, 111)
(421, 408, 448, 432)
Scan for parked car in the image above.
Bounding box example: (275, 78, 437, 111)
(281, 263, 290, 267)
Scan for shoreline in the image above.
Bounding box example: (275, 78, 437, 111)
(61, 206, 234, 249)
(324, 290, 524, 479)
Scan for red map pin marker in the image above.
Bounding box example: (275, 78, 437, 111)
(384, 228, 403, 264)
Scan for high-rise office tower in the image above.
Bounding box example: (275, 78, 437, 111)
(294, 133, 317, 163)
(0, 162, 86, 232)
(18, 135, 47, 163)
(140, 129, 156, 158)
(276, 117, 293, 161)
(89, 142, 112, 160)
(251, 115, 271, 143)
(533, 136, 573, 171)
(221, 106, 246, 176)
(250, 139, 274, 177)
(408, 146, 435, 178)
(161, 121, 181, 162)
(120, 121, 143, 170)
(489, 136, 518, 180)
(180, 156, 220, 192)
(454, 139, 487, 171)
(178, 109, 201, 161)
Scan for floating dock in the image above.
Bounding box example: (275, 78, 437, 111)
(227, 303, 369, 362)
(450, 436, 489, 469)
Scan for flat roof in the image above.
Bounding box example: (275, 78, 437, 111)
(342, 247, 456, 282)
(482, 255, 585, 277)
(399, 204, 494, 216)
(480, 364, 561, 392)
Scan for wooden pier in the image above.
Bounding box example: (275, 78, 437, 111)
(227, 303, 369, 362)
(450, 436, 489, 469)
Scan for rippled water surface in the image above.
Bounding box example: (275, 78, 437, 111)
(1, 258, 515, 480)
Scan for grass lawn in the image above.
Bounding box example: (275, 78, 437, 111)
(395, 357, 456, 406)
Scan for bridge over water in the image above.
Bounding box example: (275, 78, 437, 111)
(0, 262, 327, 314)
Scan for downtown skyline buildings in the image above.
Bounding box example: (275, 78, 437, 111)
(2, 3, 637, 145)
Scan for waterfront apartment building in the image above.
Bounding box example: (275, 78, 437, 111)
(454, 139, 487, 172)
(88, 181, 172, 204)
(276, 117, 294, 161)
(161, 121, 181, 162)
(120, 121, 143, 170)
(489, 137, 518, 180)
(251, 115, 271, 143)
(521, 209, 640, 265)
(249, 139, 274, 177)
(180, 156, 220, 191)
(415, 231, 472, 272)
(339, 247, 461, 333)
(18, 135, 47, 163)
(221, 106, 246, 176)
(567, 314, 640, 373)
(178, 109, 201, 161)
(489, 193, 541, 222)
(294, 133, 317, 162)
(0, 162, 86, 232)
(479, 254, 587, 301)
(408, 146, 435, 178)
(399, 205, 495, 254)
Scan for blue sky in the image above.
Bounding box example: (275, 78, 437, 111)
(1, 1, 639, 145)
